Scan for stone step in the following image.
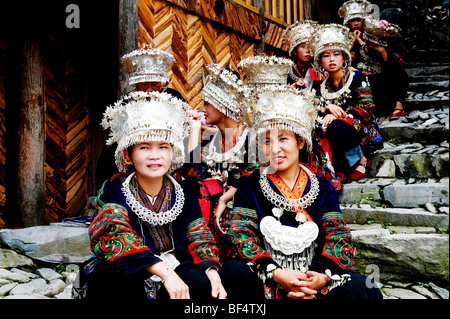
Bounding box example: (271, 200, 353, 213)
(368, 142, 449, 179)
(378, 107, 448, 144)
(348, 224, 449, 285)
(405, 65, 450, 78)
(339, 178, 449, 209)
(342, 204, 448, 229)
(409, 80, 449, 93)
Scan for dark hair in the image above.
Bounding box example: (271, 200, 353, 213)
(223, 66, 241, 80)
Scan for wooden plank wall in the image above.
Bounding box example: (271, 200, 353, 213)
(0, 36, 5, 213)
(43, 33, 90, 224)
(138, 0, 288, 110)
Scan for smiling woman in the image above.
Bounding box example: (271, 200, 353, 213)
(75, 91, 235, 300)
(222, 78, 383, 300)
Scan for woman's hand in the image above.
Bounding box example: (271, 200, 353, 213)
(273, 268, 317, 299)
(206, 268, 227, 299)
(214, 187, 237, 235)
(146, 261, 190, 299)
(322, 114, 337, 127)
(326, 104, 347, 118)
(353, 30, 365, 46)
(293, 80, 306, 88)
(288, 271, 328, 295)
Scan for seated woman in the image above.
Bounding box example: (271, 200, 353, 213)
(338, 1, 409, 118)
(282, 20, 324, 91)
(83, 91, 227, 300)
(283, 21, 341, 190)
(223, 86, 382, 299)
(310, 24, 383, 181)
(96, 44, 186, 191)
(357, 19, 409, 118)
(177, 64, 256, 239)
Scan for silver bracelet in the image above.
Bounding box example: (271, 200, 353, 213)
(325, 269, 351, 291)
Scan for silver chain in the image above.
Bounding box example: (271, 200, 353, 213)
(122, 173, 185, 226)
(259, 164, 320, 212)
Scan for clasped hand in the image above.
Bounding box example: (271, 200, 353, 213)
(274, 269, 328, 299)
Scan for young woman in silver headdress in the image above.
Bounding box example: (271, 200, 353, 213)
(338, 0, 409, 118)
(310, 24, 383, 181)
(81, 92, 229, 300)
(178, 64, 257, 240)
(222, 86, 382, 299)
(282, 20, 324, 91)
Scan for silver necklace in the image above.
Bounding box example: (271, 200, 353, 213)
(320, 69, 354, 101)
(288, 66, 303, 82)
(122, 172, 185, 226)
(259, 164, 319, 222)
(206, 128, 248, 165)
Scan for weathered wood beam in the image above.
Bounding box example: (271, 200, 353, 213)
(118, 0, 139, 97)
(17, 33, 45, 227)
(255, 0, 265, 54)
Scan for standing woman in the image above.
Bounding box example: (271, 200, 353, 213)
(84, 91, 227, 300)
(282, 20, 324, 91)
(222, 85, 382, 299)
(310, 24, 383, 181)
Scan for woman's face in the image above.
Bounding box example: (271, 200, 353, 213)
(136, 81, 163, 92)
(348, 18, 364, 31)
(320, 49, 345, 73)
(261, 129, 305, 174)
(293, 43, 312, 63)
(203, 102, 223, 126)
(130, 141, 173, 181)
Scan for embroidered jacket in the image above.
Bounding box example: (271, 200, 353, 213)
(175, 125, 260, 225)
(89, 174, 221, 276)
(228, 169, 354, 275)
(314, 70, 383, 155)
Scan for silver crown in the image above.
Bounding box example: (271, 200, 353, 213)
(238, 55, 293, 90)
(338, 0, 373, 26)
(282, 20, 319, 55)
(122, 44, 176, 86)
(309, 24, 354, 69)
(101, 91, 193, 173)
(242, 86, 317, 152)
(201, 64, 243, 122)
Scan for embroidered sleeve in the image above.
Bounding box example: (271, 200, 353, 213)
(228, 207, 271, 263)
(352, 73, 375, 119)
(88, 203, 151, 262)
(321, 212, 354, 270)
(186, 218, 220, 265)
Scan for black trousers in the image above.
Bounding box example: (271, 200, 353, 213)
(325, 120, 362, 175)
(220, 260, 382, 300)
(87, 261, 216, 300)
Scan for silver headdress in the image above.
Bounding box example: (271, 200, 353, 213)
(237, 55, 294, 90)
(338, 0, 372, 26)
(121, 44, 176, 85)
(201, 64, 243, 122)
(309, 24, 354, 69)
(242, 87, 317, 152)
(101, 91, 193, 173)
(282, 20, 319, 55)
(362, 18, 401, 47)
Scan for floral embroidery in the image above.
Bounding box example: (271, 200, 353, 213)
(89, 203, 150, 262)
(228, 207, 271, 262)
(321, 212, 354, 269)
(186, 218, 220, 264)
